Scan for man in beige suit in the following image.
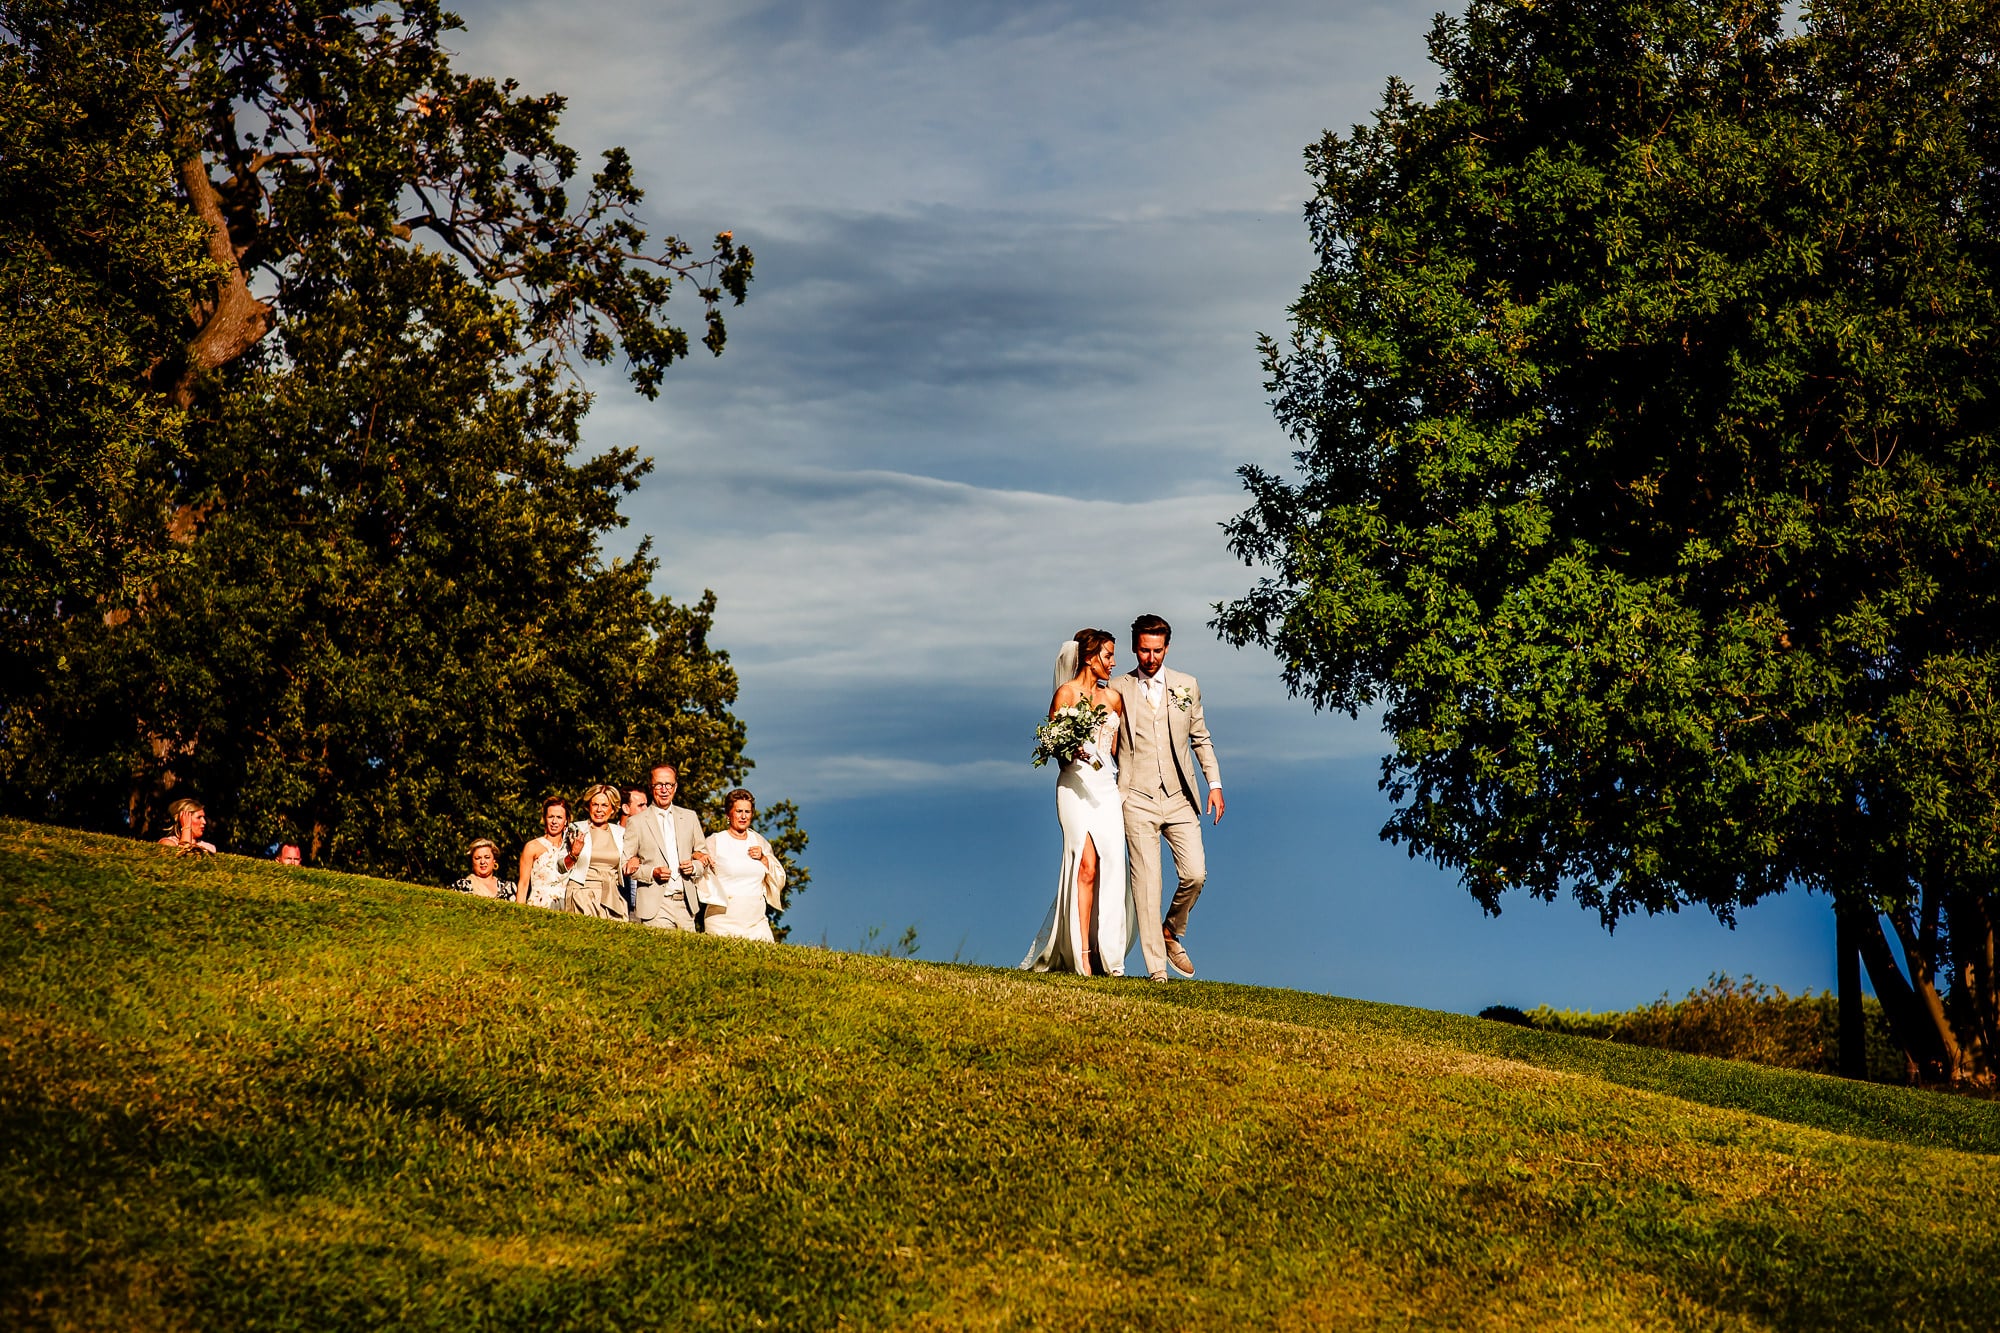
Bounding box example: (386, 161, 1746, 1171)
(625, 761, 711, 930)
(1111, 613, 1224, 981)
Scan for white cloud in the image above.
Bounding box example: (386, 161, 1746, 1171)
(623, 461, 1390, 795)
(429, 4, 1839, 1009)
(642, 466, 1236, 675)
(439, 0, 1437, 797)
(453, 0, 1437, 216)
(779, 755, 1039, 801)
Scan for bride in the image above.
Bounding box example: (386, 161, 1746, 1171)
(1022, 628, 1136, 976)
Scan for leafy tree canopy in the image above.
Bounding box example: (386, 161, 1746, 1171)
(147, 0, 749, 403)
(0, 1, 804, 910)
(0, 2, 213, 669)
(1221, 0, 2000, 1079)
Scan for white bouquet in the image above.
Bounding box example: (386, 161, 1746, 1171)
(1033, 696, 1110, 769)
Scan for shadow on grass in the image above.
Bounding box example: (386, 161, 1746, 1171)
(1116, 979, 2000, 1156)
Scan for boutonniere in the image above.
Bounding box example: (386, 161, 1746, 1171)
(1168, 684, 1194, 712)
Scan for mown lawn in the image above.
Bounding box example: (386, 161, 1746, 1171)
(3, 819, 1998, 1330)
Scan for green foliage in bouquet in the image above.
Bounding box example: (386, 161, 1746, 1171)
(1033, 697, 1110, 769)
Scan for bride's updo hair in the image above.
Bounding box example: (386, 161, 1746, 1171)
(1073, 627, 1114, 662)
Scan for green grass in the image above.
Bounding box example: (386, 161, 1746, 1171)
(4, 819, 1999, 1330)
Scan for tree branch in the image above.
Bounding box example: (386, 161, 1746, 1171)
(163, 155, 273, 407)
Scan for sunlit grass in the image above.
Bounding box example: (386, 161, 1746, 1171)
(3, 818, 1998, 1330)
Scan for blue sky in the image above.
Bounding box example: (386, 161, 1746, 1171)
(454, 0, 1839, 1012)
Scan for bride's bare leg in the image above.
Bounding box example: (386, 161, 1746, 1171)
(1077, 835, 1098, 977)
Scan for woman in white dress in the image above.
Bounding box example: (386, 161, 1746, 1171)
(1022, 628, 1135, 976)
(698, 788, 785, 941)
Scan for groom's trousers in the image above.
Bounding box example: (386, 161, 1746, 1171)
(1123, 784, 1206, 978)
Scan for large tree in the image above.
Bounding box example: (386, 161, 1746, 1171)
(1220, 0, 2000, 1080)
(0, 2, 213, 687)
(1, 2, 806, 903)
(141, 0, 750, 404)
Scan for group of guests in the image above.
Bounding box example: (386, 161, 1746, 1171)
(153, 762, 787, 943)
(160, 797, 302, 863)
(446, 761, 788, 942)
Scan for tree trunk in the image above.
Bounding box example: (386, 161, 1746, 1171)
(1886, 890, 1965, 1081)
(1847, 901, 1962, 1082)
(1946, 890, 1998, 1083)
(161, 155, 272, 407)
(1837, 904, 1865, 1078)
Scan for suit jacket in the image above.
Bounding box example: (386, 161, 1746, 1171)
(1111, 667, 1221, 812)
(630, 802, 708, 921)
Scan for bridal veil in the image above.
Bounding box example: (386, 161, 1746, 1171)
(1053, 639, 1079, 694)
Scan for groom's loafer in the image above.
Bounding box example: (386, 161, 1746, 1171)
(1164, 933, 1195, 978)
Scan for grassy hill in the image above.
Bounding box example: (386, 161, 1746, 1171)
(4, 820, 1998, 1330)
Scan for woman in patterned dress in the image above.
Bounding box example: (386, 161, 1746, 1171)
(448, 838, 518, 902)
(518, 796, 570, 909)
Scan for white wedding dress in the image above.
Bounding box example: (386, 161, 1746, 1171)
(1022, 654, 1136, 976)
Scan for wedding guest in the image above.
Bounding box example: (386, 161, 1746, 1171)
(275, 843, 303, 866)
(697, 789, 784, 941)
(618, 784, 650, 917)
(556, 783, 628, 919)
(447, 838, 518, 901)
(628, 761, 711, 932)
(158, 798, 218, 855)
(519, 796, 569, 909)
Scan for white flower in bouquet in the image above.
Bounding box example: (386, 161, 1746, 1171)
(1033, 696, 1110, 769)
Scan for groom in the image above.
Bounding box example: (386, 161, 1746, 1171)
(1112, 613, 1223, 981)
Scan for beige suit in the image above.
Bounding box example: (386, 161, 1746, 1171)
(629, 803, 709, 931)
(1112, 666, 1221, 979)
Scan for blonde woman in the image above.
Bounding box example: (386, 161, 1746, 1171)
(555, 784, 628, 919)
(447, 839, 518, 901)
(697, 789, 785, 941)
(158, 798, 218, 856)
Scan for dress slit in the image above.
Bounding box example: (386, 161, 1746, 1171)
(1022, 762, 1136, 976)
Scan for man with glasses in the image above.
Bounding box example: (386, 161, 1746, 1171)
(626, 762, 712, 931)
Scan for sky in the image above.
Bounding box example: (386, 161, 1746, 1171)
(450, 0, 1841, 1012)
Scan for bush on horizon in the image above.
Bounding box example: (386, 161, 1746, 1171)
(1518, 973, 1907, 1084)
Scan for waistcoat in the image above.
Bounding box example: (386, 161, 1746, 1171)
(1127, 684, 1177, 796)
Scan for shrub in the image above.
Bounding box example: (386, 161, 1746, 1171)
(1524, 974, 1905, 1083)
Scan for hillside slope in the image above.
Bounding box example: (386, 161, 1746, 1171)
(3, 820, 1998, 1330)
